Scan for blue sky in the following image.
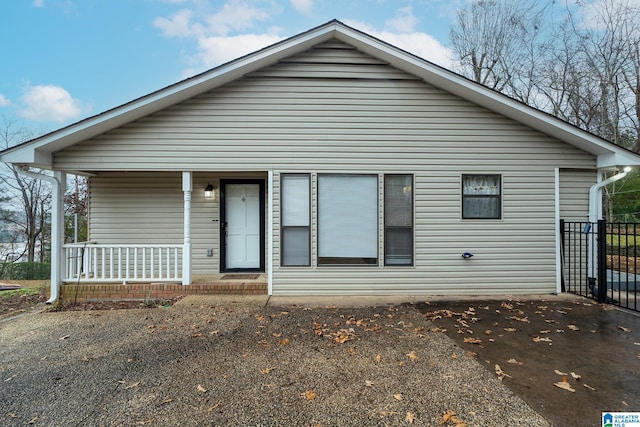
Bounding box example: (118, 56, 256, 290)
(1, 0, 461, 137)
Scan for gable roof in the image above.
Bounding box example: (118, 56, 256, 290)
(2, 19, 639, 169)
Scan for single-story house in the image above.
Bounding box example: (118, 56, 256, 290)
(3, 20, 640, 303)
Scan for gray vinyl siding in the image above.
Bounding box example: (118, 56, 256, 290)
(66, 40, 597, 294)
(89, 172, 183, 245)
(559, 169, 595, 221)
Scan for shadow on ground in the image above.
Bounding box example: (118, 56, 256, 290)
(416, 295, 640, 427)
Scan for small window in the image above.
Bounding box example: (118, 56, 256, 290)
(281, 174, 310, 266)
(462, 174, 501, 219)
(384, 175, 413, 266)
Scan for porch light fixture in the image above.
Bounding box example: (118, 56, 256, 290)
(204, 183, 215, 199)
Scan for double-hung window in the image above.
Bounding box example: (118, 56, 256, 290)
(462, 174, 502, 219)
(281, 174, 310, 266)
(318, 174, 378, 265)
(384, 175, 413, 265)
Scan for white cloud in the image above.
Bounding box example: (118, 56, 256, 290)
(385, 6, 419, 33)
(291, 0, 314, 13)
(344, 20, 454, 69)
(195, 33, 284, 70)
(205, 0, 270, 36)
(32, 0, 45, 7)
(154, 9, 202, 38)
(0, 94, 10, 107)
(18, 84, 87, 123)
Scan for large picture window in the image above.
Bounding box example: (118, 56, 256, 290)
(384, 175, 413, 265)
(281, 174, 310, 266)
(462, 174, 502, 219)
(318, 174, 378, 265)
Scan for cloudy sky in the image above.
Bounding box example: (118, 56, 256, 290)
(1, 0, 463, 135)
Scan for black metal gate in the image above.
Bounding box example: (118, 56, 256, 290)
(560, 220, 639, 312)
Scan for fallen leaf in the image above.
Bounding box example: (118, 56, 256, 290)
(570, 372, 581, 381)
(302, 390, 317, 400)
(207, 402, 222, 412)
(452, 352, 458, 359)
(507, 358, 523, 366)
(59, 335, 70, 340)
(508, 316, 530, 323)
(619, 326, 632, 332)
(406, 351, 418, 361)
(495, 364, 511, 380)
(393, 393, 403, 401)
(554, 381, 575, 392)
(504, 327, 517, 332)
(278, 338, 290, 346)
(375, 354, 382, 363)
(378, 410, 396, 416)
(554, 370, 568, 376)
(197, 384, 208, 393)
(584, 384, 596, 391)
(347, 348, 356, 356)
(484, 329, 493, 335)
(125, 381, 141, 389)
(463, 337, 482, 344)
(135, 419, 153, 425)
(405, 412, 416, 423)
(272, 332, 282, 338)
(567, 325, 580, 331)
(539, 330, 551, 334)
(260, 367, 275, 375)
(365, 380, 375, 387)
(28, 416, 38, 424)
(159, 398, 173, 406)
(533, 336, 552, 342)
(438, 410, 467, 426)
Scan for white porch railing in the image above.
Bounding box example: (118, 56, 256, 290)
(63, 243, 183, 284)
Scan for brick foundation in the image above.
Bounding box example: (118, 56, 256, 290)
(60, 282, 267, 302)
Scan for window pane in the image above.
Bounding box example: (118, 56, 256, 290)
(282, 227, 310, 266)
(462, 174, 501, 219)
(281, 174, 309, 226)
(463, 197, 500, 219)
(318, 175, 378, 262)
(385, 228, 412, 265)
(463, 175, 500, 195)
(385, 175, 412, 226)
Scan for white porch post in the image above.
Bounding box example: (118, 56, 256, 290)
(51, 171, 66, 302)
(182, 172, 192, 285)
(268, 170, 274, 295)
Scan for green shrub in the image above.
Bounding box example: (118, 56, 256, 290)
(0, 262, 51, 280)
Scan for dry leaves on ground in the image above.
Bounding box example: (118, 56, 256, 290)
(302, 390, 317, 401)
(438, 410, 468, 426)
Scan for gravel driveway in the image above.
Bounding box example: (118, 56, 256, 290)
(0, 295, 550, 426)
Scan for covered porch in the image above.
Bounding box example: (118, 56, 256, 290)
(48, 170, 274, 303)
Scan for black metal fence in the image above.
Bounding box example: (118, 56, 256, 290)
(560, 220, 639, 312)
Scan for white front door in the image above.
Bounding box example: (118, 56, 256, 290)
(224, 183, 261, 269)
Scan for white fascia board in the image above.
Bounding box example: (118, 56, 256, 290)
(1, 24, 337, 169)
(0, 147, 52, 168)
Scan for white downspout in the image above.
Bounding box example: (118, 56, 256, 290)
(589, 167, 631, 222)
(587, 167, 631, 279)
(16, 167, 65, 304)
